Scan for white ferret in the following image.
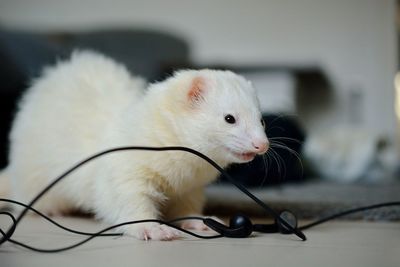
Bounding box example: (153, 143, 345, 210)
(0, 51, 268, 240)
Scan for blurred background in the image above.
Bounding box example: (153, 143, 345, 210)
(0, 0, 398, 218)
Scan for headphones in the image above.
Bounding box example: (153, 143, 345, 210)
(204, 210, 298, 238)
(1, 146, 399, 252)
(204, 215, 254, 238)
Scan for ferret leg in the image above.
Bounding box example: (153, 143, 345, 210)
(121, 198, 181, 241)
(95, 178, 181, 241)
(166, 187, 224, 231)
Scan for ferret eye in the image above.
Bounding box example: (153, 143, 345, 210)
(224, 114, 236, 124)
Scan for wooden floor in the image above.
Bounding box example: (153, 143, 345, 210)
(1, 216, 399, 267)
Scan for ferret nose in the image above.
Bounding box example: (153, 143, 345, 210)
(252, 139, 269, 154)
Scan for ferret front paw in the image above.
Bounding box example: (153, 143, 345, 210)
(181, 215, 225, 232)
(124, 223, 181, 241)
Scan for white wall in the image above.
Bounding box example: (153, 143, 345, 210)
(0, 0, 397, 138)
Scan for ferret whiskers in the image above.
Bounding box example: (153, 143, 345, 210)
(269, 140, 304, 177)
(258, 133, 305, 185)
(259, 153, 269, 186)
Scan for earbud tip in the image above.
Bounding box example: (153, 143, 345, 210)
(229, 214, 253, 238)
(230, 214, 252, 229)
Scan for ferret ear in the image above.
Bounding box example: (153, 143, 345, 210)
(187, 76, 206, 105)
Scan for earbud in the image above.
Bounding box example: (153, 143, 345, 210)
(204, 214, 253, 238)
(253, 210, 299, 235)
(276, 210, 298, 234)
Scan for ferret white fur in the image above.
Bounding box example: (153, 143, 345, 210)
(0, 51, 268, 240)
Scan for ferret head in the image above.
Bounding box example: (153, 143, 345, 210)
(154, 69, 269, 166)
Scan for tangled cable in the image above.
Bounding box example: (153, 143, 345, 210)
(0, 146, 399, 252)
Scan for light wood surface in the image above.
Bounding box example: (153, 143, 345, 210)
(0, 216, 399, 267)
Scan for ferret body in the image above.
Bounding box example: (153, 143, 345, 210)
(0, 51, 268, 240)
